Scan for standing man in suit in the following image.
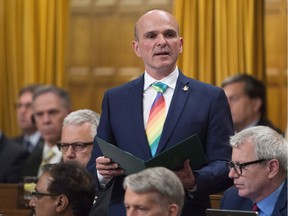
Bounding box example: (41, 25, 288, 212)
(0, 130, 29, 183)
(87, 9, 234, 216)
(221, 74, 283, 134)
(22, 85, 71, 177)
(13, 84, 43, 153)
(221, 126, 287, 215)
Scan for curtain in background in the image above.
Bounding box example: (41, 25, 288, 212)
(173, 0, 265, 86)
(0, 0, 70, 137)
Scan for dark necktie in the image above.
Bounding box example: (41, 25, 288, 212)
(24, 138, 32, 152)
(252, 203, 259, 212)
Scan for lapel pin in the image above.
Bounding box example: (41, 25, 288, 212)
(183, 85, 189, 92)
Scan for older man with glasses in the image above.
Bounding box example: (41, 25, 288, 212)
(57, 109, 100, 167)
(220, 126, 287, 215)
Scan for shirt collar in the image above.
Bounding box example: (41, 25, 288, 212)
(257, 181, 285, 216)
(144, 67, 179, 91)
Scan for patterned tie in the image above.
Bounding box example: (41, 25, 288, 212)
(146, 82, 167, 156)
(40, 149, 55, 168)
(252, 203, 259, 212)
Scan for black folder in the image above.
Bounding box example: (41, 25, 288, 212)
(206, 209, 258, 216)
(96, 134, 208, 175)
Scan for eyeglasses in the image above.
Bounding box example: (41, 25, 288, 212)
(226, 159, 269, 176)
(57, 142, 93, 153)
(31, 191, 58, 200)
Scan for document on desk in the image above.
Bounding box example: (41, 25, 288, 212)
(96, 134, 208, 175)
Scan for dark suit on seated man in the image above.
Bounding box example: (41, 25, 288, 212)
(0, 132, 29, 183)
(221, 126, 287, 216)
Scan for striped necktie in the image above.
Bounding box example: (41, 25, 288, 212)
(146, 82, 167, 156)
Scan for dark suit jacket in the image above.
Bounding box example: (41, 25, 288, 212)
(220, 180, 287, 216)
(13, 133, 43, 152)
(87, 72, 234, 216)
(22, 139, 44, 178)
(0, 134, 29, 183)
(257, 118, 284, 136)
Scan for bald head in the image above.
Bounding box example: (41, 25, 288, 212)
(134, 9, 180, 41)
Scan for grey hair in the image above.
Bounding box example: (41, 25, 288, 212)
(123, 167, 184, 216)
(33, 85, 71, 110)
(230, 126, 287, 171)
(63, 109, 100, 138)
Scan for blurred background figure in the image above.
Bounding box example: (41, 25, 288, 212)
(0, 130, 29, 183)
(22, 85, 71, 177)
(221, 74, 283, 134)
(29, 162, 96, 216)
(13, 84, 43, 153)
(58, 109, 100, 167)
(123, 167, 185, 216)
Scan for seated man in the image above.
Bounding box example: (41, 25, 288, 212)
(221, 74, 283, 134)
(221, 126, 287, 215)
(13, 84, 43, 153)
(0, 130, 29, 183)
(29, 161, 96, 216)
(123, 167, 185, 216)
(57, 109, 100, 167)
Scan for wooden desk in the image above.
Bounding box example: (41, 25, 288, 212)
(0, 184, 31, 216)
(210, 194, 223, 209)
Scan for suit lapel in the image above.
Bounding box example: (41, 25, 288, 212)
(272, 179, 287, 216)
(127, 75, 152, 158)
(156, 73, 191, 154)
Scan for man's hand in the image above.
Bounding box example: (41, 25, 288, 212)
(96, 156, 125, 180)
(174, 159, 196, 189)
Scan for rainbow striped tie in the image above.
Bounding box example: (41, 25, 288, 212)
(146, 82, 167, 156)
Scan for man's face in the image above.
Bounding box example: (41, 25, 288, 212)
(16, 92, 36, 133)
(60, 123, 94, 167)
(223, 82, 260, 132)
(29, 172, 58, 216)
(229, 140, 270, 202)
(124, 188, 178, 216)
(33, 92, 70, 145)
(132, 10, 183, 79)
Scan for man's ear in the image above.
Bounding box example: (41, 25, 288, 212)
(55, 195, 69, 213)
(168, 203, 180, 216)
(132, 40, 141, 57)
(252, 97, 262, 113)
(267, 159, 279, 179)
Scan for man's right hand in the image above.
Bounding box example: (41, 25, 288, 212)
(96, 156, 125, 180)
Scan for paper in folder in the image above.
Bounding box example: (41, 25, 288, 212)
(96, 134, 208, 175)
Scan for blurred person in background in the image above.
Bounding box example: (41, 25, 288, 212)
(0, 130, 29, 183)
(22, 85, 71, 177)
(221, 74, 283, 135)
(13, 84, 43, 153)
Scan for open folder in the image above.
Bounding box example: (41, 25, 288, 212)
(96, 134, 208, 175)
